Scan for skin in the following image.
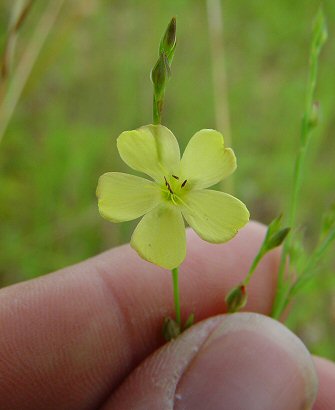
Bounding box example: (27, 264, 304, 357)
(0, 221, 334, 409)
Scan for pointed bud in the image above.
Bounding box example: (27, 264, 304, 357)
(321, 203, 335, 237)
(151, 17, 177, 124)
(265, 214, 283, 240)
(288, 238, 306, 270)
(150, 52, 170, 99)
(162, 316, 181, 341)
(262, 215, 290, 254)
(308, 101, 320, 128)
(159, 17, 177, 64)
(312, 8, 327, 54)
(183, 313, 195, 330)
(225, 284, 247, 313)
(265, 227, 291, 251)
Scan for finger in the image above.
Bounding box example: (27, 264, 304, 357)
(313, 356, 335, 410)
(0, 222, 279, 409)
(103, 313, 318, 410)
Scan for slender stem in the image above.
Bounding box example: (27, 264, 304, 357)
(153, 94, 163, 125)
(271, 13, 326, 319)
(243, 250, 264, 286)
(280, 226, 335, 313)
(171, 267, 181, 325)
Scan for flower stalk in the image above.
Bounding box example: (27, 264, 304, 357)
(271, 8, 327, 319)
(171, 267, 181, 326)
(225, 214, 289, 313)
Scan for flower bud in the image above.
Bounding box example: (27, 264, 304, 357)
(183, 313, 195, 330)
(265, 227, 291, 251)
(321, 203, 335, 237)
(308, 101, 320, 128)
(312, 8, 327, 53)
(159, 17, 177, 64)
(225, 284, 247, 313)
(150, 52, 170, 98)
(162, 316, 181, 341)
(262, 215, 290, 253)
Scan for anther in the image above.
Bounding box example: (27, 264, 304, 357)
(172, 175, 179, 180)
(181, 179, 187, 188)
(164, 176, 174, 194)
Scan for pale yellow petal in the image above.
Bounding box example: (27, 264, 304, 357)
(97, 172, 161, 222)
(117, 124, 180, 182)
(181, 189, 249, 243)
(131, 204, 186, 269)
(180, 129, 236, 189)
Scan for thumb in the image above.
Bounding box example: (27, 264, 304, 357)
(103, 313, 318, 410)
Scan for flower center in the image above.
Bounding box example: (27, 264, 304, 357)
(162, 175, 187, 205)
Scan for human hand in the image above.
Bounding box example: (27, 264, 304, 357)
(0, 222, 334, 409)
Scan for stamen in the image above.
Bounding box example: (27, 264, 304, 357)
(172, 175, 179, 180)
(164, 176, 174, 194)
(181, 179, 187, 188)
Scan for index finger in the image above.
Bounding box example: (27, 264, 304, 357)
(0, 221, 279, 409)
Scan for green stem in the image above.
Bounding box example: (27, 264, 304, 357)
(153, 94, 163, 125)
(280, 226, 335, 314)
(243, 250, 264, 286)
(271, 11, 326, 319)
(295, 228, 335, 291)
(171, 267, 181, 325)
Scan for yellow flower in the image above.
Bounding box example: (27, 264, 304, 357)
(97, 125, 249, 269)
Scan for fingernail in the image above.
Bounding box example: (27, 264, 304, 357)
(175, 313, 318, 410)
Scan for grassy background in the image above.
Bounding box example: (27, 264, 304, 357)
(1, 0, 334, 358)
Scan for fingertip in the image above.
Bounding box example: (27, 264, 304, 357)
(313, 356, 335, 410)
(105, 313, 317, 410)
(0, 221, 282, 408)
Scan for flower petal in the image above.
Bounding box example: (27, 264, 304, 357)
(180, 129, 236, 189)
(131, 204, 186, 269)
(97, 172, 161, 222)
(181, 189, 249, 243)
(117, 124, 180, 182)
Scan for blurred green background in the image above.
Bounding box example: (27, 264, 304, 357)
(1, 0, 334, 358)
